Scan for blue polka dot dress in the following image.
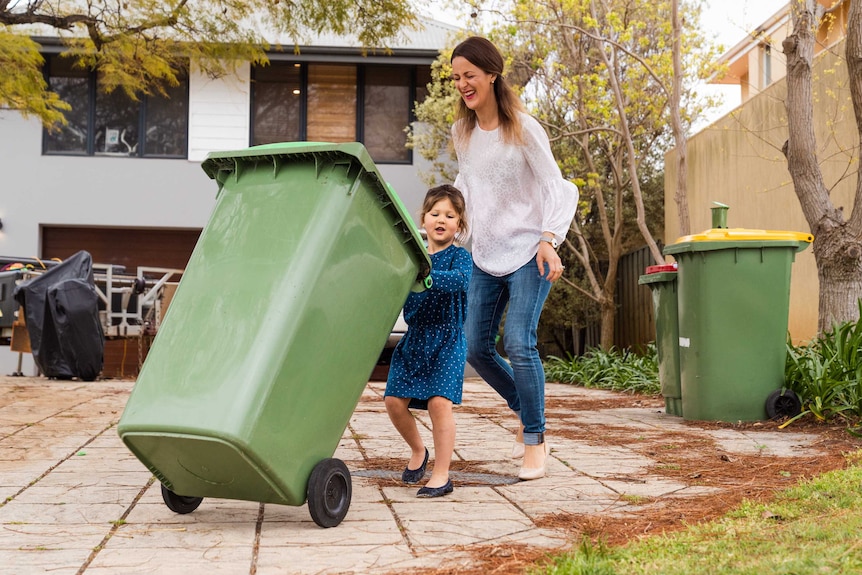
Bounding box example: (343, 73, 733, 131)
(385, 244, 472, 407)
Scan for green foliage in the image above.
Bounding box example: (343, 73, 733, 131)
(785, 300, 862, 424)
(1, 0, 418, 126)
(0, 28, 69, 127)
(544, 344, 660, 395)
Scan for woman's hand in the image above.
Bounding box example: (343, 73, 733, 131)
(537, 241, 564, 282)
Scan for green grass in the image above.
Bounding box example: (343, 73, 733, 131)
(531, 454, 862, 575)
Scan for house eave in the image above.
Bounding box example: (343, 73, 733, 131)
(707, 5, 791, 85)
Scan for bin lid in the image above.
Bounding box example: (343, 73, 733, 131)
(200, 142, 432, 289)
(664, 228, 814, 255)
(645, 264, 677, 274)
(638, 264, 678, 285)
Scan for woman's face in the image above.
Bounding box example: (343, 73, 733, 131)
(451, 56, 497, 114)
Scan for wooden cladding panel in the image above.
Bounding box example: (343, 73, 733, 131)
(307, 64, 356, 143)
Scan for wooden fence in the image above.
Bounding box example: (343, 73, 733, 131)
(580, 244, 659, 353)
(614, 244, 659, 351)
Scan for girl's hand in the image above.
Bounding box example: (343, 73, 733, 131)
(537, 242, 564, 282)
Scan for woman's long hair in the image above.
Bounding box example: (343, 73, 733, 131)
(451, 36, 525, 147)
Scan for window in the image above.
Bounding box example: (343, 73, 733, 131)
(43, 55, 189, 158)
(250, 61, 431, 164)
(415, 66, 432, 108)
(251, 63, 302, 145)
(364, 66, 410, 162)
(44, 57, 89, 155)
(761, 44, 772, 89)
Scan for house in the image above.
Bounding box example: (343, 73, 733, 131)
(710, 1, 849, 104)
(664, 0, 850, 343)
(0, 18, 457, 376)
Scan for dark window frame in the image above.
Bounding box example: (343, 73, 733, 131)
(41, 55, 190, 159)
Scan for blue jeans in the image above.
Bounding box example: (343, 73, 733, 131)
(465, 261, 551, 445)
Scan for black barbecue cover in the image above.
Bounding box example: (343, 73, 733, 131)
(14, 251, 104, 380)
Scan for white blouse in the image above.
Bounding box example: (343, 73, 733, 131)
(452, 112, 580, 277)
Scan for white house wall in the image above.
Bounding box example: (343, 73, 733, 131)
(188, 62, 252, 161)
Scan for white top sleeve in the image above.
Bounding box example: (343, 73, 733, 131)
(451, 113, 579, 276)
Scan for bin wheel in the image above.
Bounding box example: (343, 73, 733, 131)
(766, 389, 802, 419)
(161, 484, 204, 514)
(307, 458, 352, 528)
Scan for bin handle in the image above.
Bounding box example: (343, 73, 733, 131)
(348, 167, 365, 196)
(411, 264, 432, 292)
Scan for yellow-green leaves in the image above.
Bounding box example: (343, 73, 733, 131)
(0, 28, 70, 128)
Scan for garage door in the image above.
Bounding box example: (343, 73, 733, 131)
(41, 226, 201, 272)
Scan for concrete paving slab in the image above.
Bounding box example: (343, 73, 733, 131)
(255, 543, 441, 575)
(0, 549, 98, 575)
(108, 521, 257, 549)
(84, 546, 254, 575)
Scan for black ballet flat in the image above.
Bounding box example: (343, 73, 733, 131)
(416, 479, 453, 498)
(401, 448, 429, 484)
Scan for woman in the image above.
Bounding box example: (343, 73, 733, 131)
(450, 36, 579, 480)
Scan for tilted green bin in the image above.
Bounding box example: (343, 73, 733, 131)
(117, 142, 431, 527)
(638, 264, 682, 417)
(664, 228, 813, 422)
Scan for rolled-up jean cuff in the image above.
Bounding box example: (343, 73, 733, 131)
(523, 432, 545, 446)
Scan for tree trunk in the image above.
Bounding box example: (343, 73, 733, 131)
(783, 0, 862, 334)
(598, 236, 623, 350)
(670, 0, 691, 236)
(599, 294, 616, 351)
(589, 1, 664, 265)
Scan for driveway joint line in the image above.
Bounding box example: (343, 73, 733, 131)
(75, 475, 155, 575)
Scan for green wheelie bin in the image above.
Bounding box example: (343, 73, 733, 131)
(663, 226, 812, 422)
(638, 264, 682, 417)
(117, 142, 431, 528)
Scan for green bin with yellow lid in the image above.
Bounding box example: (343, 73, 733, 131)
(663, 221, 813, 422)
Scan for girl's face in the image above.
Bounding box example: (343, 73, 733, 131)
(451, 56, 497, 115)
(423, 198, 461, 252)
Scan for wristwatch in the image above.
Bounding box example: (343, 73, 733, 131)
(539, 236, 558, 249)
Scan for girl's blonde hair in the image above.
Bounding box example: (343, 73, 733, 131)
(451, 36, 525, 147)
(421, 184, 468, 243)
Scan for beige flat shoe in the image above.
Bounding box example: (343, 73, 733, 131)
(518, 442, 550, 481)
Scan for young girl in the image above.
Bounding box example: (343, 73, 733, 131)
(450, 36, 579, 481)
(384, 184, 472, 498)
